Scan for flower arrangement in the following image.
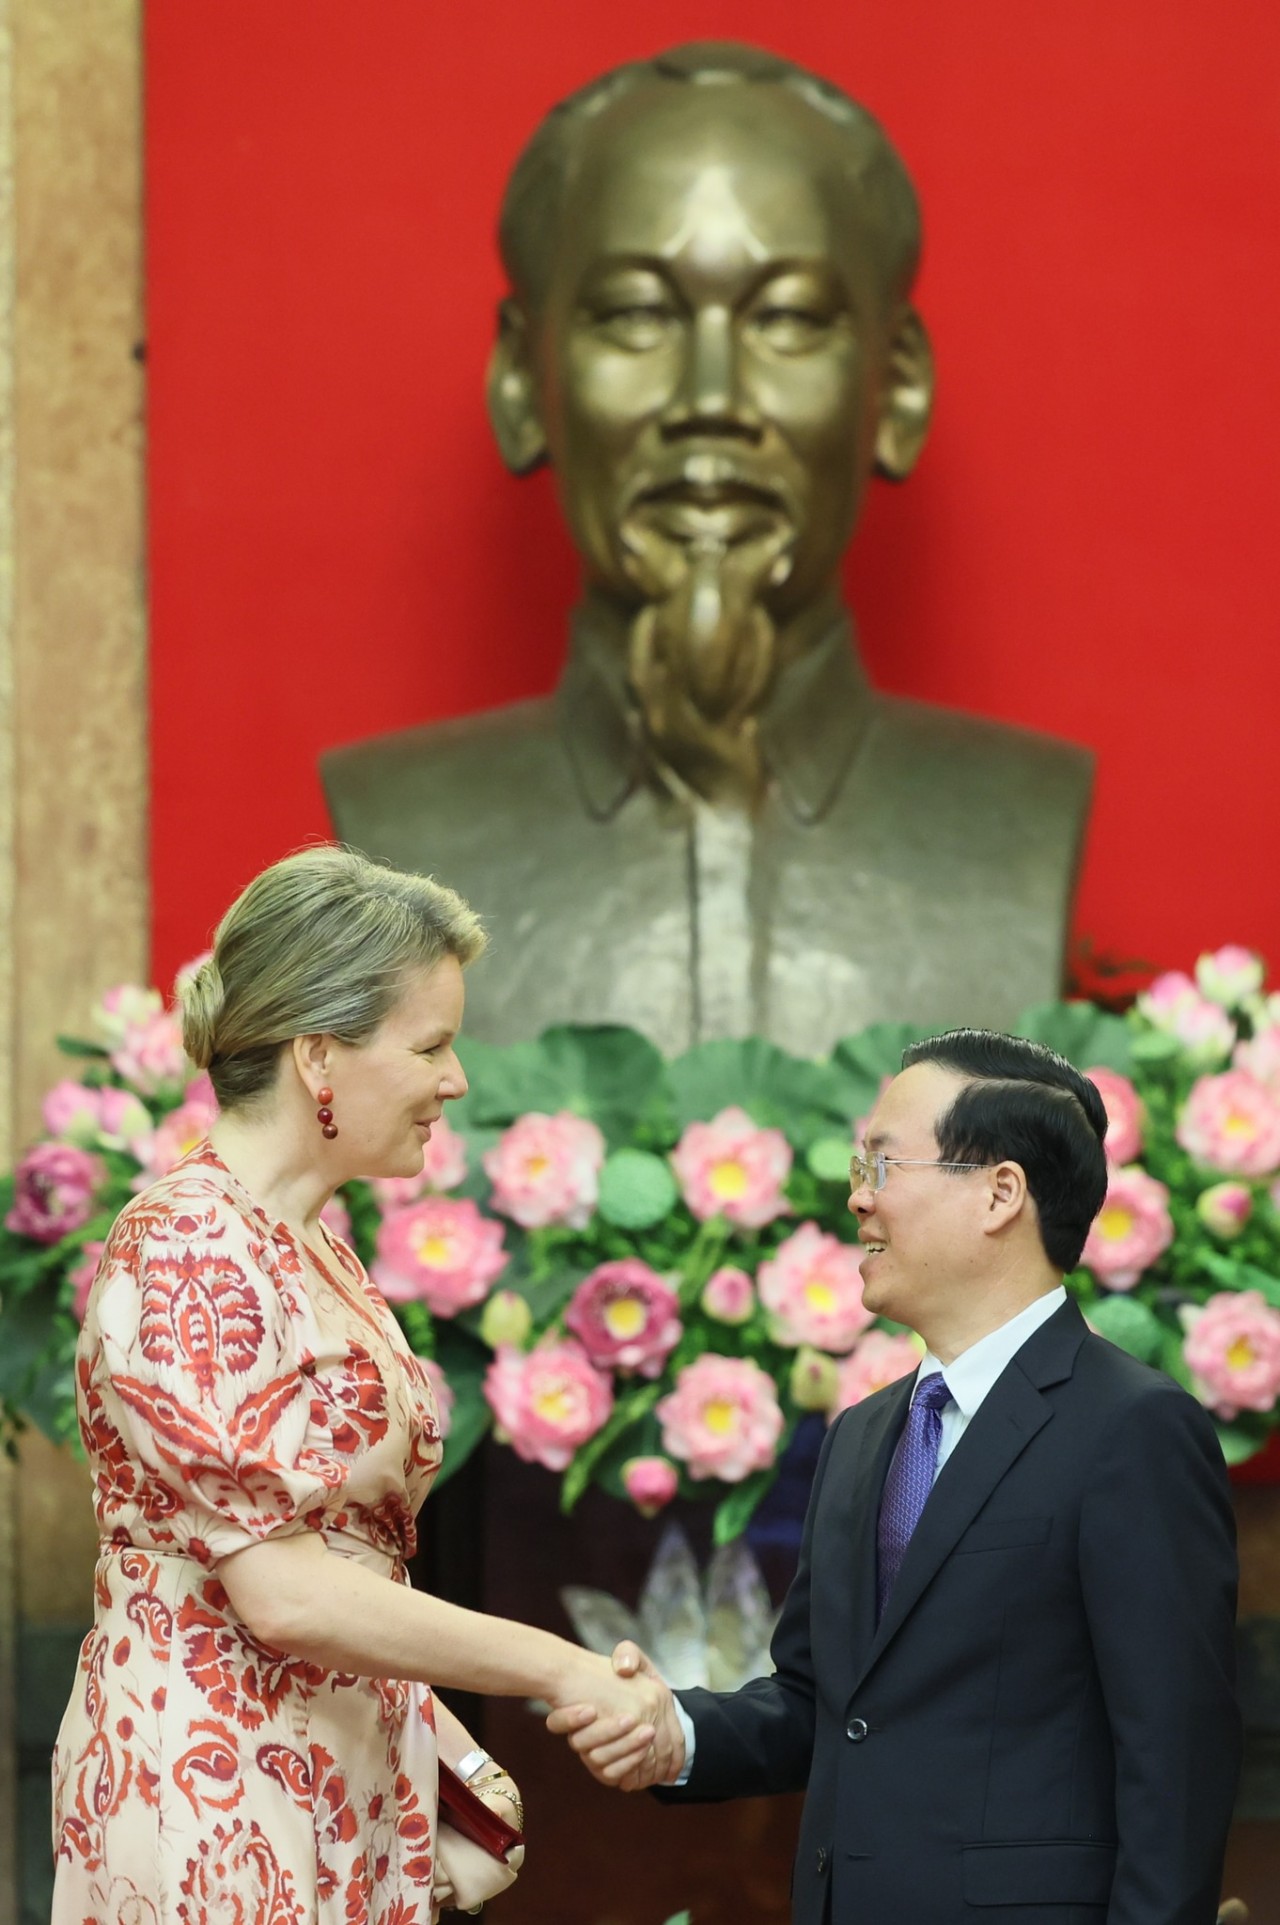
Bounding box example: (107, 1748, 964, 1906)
(3, 945, 1280, 1540)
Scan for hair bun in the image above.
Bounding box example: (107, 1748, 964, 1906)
(178, 956, 226, 1070)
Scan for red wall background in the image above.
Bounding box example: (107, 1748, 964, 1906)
(146, 1, 1280, 1000)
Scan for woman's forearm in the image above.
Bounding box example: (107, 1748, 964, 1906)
(218, 1529, 604, 1711)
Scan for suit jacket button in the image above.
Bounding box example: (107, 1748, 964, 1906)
(845, 1717, 868, 1742)
(817, 1847, 829, 1874)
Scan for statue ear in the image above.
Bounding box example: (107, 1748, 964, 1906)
(486, 299, 548, 475)
(873, 307, 934, 482)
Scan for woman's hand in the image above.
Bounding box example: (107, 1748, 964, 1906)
(545, 1648, 684, 1789)
(468, 1765, 527, 1864)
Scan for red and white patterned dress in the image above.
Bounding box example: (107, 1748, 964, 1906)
(52, 1141, 445, 1925)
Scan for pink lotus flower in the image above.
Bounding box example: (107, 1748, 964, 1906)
(656, 1354, 784, 1483)
(69, 1239, 106, 1321)
(132, 1098, 218, 1182)
(757, 1223, 872, 1353)
(111, 1009, 188, 1094)
(1195, 945, 1265, 1009)
(831, 1329, 924, 1418)
(372, 1197, 508, 1316)
(671, 1107, 792, 1229)
(319, 1193, 353, 1243)
(1085, 1066, 1145, 1165)
(621, 1455, 680, 1517)
(1196, 1181, 1253, 1240)
(564, 1259, 682, 1378)
(1081, 1166, 1174, 1289)
(1235, 1025, 1280, 1101)
(42, 1081, 104, 1145)
(6, 1142, 107, 1243)
(92, 983, 164, 1049)
(1136, 973, 1234, 1066)
(371, 1114, 469, 1206)
(1183, 1290, 1280, 1419)
(701, 1265, 756, 1325)
(421, 1357, 454, 1440)
(183, 1070, 218, 1111)
(484, 1339, 613, 1471)
(483, 1111, 605, 1229)
(1177, 1070, 1280, 1178)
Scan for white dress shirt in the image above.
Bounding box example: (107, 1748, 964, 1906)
(670, 1287, 1068, 1782)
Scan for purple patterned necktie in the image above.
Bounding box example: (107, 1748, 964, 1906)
(876, 1371, 953, 1620)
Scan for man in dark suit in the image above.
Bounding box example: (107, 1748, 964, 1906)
(551, 1030, 1242, 1923)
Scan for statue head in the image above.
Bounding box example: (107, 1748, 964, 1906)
(487, 43, 935, 788)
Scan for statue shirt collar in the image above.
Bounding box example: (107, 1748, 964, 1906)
(556, 600, 877, 826)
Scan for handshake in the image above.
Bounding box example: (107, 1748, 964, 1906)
(545, 1640, 687, 1793)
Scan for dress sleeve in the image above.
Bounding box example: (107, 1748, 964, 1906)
(87, 1188, 341, 1564)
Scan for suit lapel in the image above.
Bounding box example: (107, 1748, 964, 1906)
(851, 1299, 1085, 1691)
(836, 1376, 913, 1685)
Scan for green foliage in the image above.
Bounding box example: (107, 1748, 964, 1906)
(669, 1038, 846, 1147)
(1014, 1003, 1134, 1073)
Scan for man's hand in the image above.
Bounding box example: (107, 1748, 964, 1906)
(545, 1641, 686, 1792)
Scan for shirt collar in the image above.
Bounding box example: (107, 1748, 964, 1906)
(915, 1287, 1069, 1419)
(556, 595, 877, 824)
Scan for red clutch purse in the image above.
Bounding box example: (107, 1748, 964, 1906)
(437, 1763, 525, 1861)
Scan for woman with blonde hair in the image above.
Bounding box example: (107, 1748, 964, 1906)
(51, 847, 672, 1925)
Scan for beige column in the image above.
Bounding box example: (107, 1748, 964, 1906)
(0, 3, 146, 1920)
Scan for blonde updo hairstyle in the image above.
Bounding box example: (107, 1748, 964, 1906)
(179, 847, 487, 1111)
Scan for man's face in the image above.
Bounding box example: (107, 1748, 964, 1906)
(849, 1062, 991, 1336)
(528, 85, 902, 619)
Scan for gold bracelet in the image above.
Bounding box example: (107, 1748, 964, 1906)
(467, 1768, 512, 1790)
(483, 1785, 525, 1831)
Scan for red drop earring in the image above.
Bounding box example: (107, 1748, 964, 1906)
(317, 1086, 338, 1140)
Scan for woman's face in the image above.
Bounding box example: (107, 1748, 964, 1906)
(323, 955, 469, 1180)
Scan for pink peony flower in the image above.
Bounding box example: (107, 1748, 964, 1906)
(757, 1223, 872, 1353)
(1085, 1066, 1145, 1165)
(1235, 1025, 1280, 1101)
(831, 1329, 924, 1418)
(372, 1197, 508, 1315)
(564, 1259, 682, 1378)
(111, 1009, 188, 1094)
(701, 1264, 756, 1325)
(1196, 1181, 1253, 1241)
(1195, 945, 1265, 1009)
(92, 983, 164, 1050)
(1136, 973, 1234, 1066)
(621, 1455, 680, 1517)
(6, 1142, 107, 1243)
(319, 1193, 353, 1243)
(1081, 1166, 1175, 1289)
(671, 1107, 793, 1229)
(1183, 1290, 1280, 1419)
(421, 1357, 454, 1440)
(132, 1098, 218, 1182)
(484, 1339, 613, 1471)
(1177, 1070, 1280, 1178)
(483, 1111, 605, 1229)
(656, 1354, 784, 1483)
(69, 1239, 106, 1322)
(42, 1081, 104, 1145)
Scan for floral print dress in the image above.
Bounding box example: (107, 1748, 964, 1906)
(52, 1141, 445, 1925)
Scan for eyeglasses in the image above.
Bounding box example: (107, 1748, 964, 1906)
(849, 1149, 993, 1194)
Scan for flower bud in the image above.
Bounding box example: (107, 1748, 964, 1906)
(789, 1345, 840, 1412)
(1196, 1181, 1253, 1240)
(621, 1455, 679, 1517)
(701, 1265, 755, 1325)
(478, 1288, 533, 1349)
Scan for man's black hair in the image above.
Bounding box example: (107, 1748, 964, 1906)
(901, 1028, 1109, 1273)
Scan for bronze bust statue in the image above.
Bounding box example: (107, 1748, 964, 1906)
(323, 42, 1092, 1057)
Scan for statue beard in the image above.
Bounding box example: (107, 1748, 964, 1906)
(621, 522, 796, 801)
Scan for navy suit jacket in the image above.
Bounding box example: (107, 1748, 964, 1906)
(666, 1300, 1241, 1925)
